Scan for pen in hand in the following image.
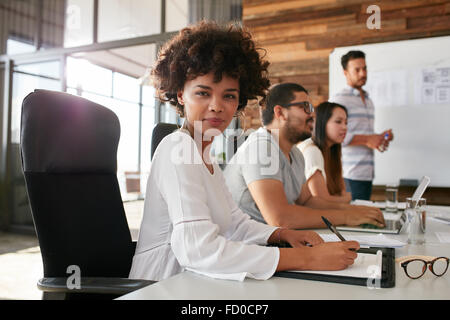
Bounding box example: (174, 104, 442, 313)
(321, 216, 357, 251)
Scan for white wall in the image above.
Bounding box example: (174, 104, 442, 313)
(329, 36, 450, 187)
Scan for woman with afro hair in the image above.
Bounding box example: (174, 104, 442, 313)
(129, 21, 359, 282)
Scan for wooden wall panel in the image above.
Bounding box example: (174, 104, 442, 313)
(242, 0, 450, 130)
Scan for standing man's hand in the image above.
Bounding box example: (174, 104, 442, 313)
(365, 134, 385, 150)
(382, 129, 394, 142)
(378, 129, 394, 151)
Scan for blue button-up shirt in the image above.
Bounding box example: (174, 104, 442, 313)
(330, 85, 375, 181)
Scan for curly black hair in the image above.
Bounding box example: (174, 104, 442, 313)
(151, 20, 271, 117)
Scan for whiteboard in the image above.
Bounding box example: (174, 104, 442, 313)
(329, 36, 450, 187)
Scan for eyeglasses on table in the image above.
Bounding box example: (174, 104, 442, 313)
(396, 255, 449, 279)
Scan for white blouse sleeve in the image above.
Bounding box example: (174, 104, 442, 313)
(301, 144, 326, 181)
(156, 133, 279, 281)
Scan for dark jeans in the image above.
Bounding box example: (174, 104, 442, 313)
(344, 178, 373, 201)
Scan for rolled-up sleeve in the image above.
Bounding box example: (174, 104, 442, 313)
(301, 144, 326, 181)
(240, 137, 283, 184)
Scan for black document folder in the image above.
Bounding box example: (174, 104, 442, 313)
(275, 247, 395, 288)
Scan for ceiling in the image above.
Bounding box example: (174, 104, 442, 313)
(71, 43, 157, 79)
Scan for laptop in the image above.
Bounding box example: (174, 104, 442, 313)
(336, 176, 430, 234)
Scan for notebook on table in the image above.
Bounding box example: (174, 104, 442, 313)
(275, 247, 395, 288)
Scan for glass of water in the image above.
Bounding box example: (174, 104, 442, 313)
(406, 197, 426, 245)
(385, 184, 398, 213)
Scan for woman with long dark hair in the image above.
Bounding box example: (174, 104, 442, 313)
(298, 102, 352, 203)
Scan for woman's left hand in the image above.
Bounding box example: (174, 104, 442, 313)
(281, 229, 324, 248)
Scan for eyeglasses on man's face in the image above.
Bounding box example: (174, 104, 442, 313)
(397, 256, 449, 279)
(284, 101, 314, 114)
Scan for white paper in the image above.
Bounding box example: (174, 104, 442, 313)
(351, 200, 406, 211)
(437, 86, 450, 103)
(319, 233, 406, 248)
(289, 251, 382, 279)
(416, 67, 450, 104)
(364, 69, 408, 108)
(351, 199, 382, 207)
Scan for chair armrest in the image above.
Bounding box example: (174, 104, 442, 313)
(38, 277, 155, 295)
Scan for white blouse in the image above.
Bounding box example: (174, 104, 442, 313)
(129, 130, 279, 282)
(297, 138, 326, 182)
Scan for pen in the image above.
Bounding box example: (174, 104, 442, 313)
(322, 216, 358, 252)
(321, 216, 347, 241)
(321, 216, 357, 252)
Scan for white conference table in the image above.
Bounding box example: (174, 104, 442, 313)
(118, 206, 450, 300)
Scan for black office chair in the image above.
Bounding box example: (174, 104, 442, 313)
(20, 89, 154, 300)
(150, 122, 179, 160)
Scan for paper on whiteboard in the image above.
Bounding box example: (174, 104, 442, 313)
(365, 69, 408, 107)
(416, 67, 450, 104)
(436, 86, 450, 103)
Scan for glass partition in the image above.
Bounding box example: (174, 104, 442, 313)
(66, 46, 157, 201)
(64, 0, 94, 47)
(6, 39, 36, 55)
(10, 59, 62, 228)
(166, 0, 189, 32)
(98, 0, 162, 42)
(1, 0, 244, 232)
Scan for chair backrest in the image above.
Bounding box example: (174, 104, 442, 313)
(20, 89, 134, 278)
(150, 122, 178, 160)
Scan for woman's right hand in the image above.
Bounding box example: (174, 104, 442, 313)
(277, 241, 360, 272)
(302, 241, 360, 270)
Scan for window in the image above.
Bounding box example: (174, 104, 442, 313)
(66, 56, 158, 199)
(81, 92, 140, 199)
(15, 60, 60, 79)
(113, 72, 140, 103)
(64, 0, 94, 47)
(98, 0, 161, 42)
(166, 0, 188, 32)
(6, 38, 36, 55)
(11, 65, 61, 144)
(140, 104, 155, 188)
(160, 102, 179, 124)
(67, 57, 112, 96)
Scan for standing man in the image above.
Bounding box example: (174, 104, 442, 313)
(330, 50, 394, 201)
(223, 82, 385, 229)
